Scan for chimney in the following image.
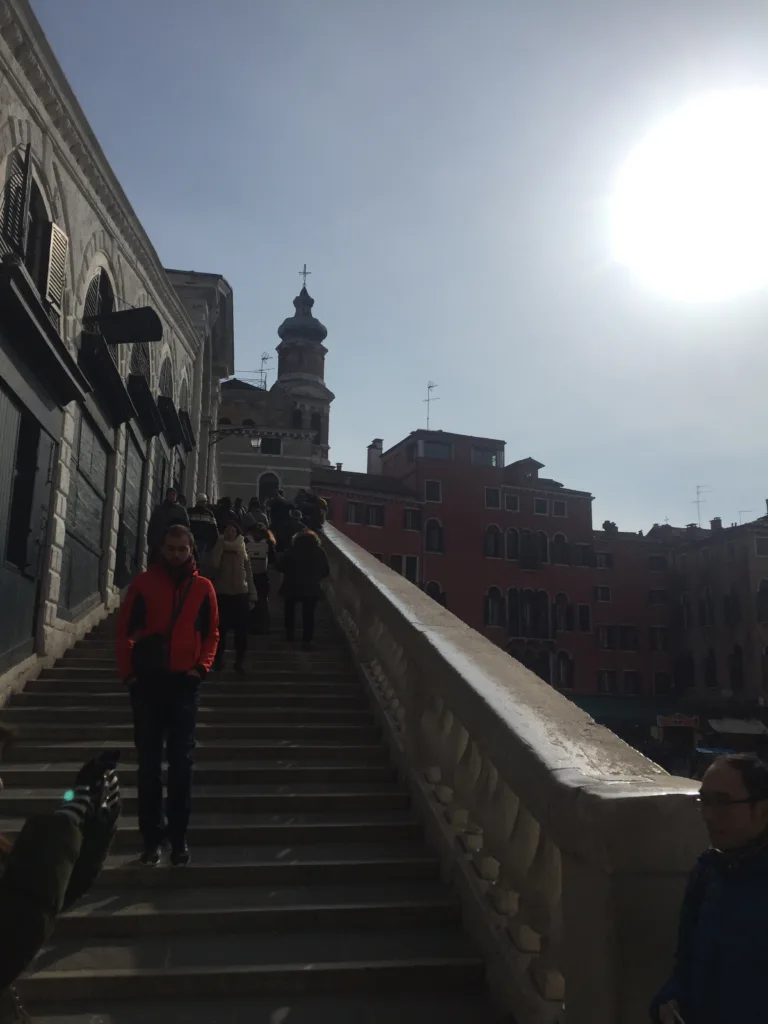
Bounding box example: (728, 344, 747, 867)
(335, 462, 343, 472)
(686, 523, 698, 533)
(710, 517, 723, 531)
(367, 438, 383, 476)
(765, 498, 768, 515)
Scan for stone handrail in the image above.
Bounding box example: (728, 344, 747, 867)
(321, 524, 706, 1024)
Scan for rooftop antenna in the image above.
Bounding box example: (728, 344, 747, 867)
(299, 263, 311, 288)
(692, 484, 711, 527)
(257, 351, 272, 390)
(424, 381, 439, 430)
(739, 510, 752, 525)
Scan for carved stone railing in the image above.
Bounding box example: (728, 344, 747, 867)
(321, 525, 705, 1024)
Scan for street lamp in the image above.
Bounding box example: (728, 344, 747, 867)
(250, 437, 262, 451)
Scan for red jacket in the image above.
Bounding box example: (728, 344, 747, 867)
(116, 562, 219, 681)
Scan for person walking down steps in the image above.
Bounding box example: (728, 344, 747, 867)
(278, 530, 330, 650)
(117, 524, 219, 867)
(208, 518, 256, 672)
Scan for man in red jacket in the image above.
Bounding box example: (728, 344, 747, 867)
(116, 524, 219, 866)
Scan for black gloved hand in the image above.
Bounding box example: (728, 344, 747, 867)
(56, 751, 122, 828)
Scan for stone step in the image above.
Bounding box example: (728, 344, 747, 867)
(13, 691, 367, 708)
(0, 783, 410, 817)
(12, 722, 380, 742)
(21, 927, 483, 1002)
(3, 705, 373, 724)
(56, 881, 458, 937)
(5, 740, 389, 763)
(0, 761, 397, 787)
(25, 678, 360, 695)
(0, 815, 423, 851)
(39, 667, 355, 682)
(28, 990, 502, 1024)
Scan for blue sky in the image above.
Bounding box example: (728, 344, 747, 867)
(31, 0, 768, 531)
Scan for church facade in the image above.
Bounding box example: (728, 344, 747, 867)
(216, 285, 334, 502)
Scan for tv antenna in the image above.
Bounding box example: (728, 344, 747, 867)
(257, 352, 273, 390)
(692, 484, 711, 527)
(423, 381, 439, 430)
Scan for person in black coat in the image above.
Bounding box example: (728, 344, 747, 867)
(278, 530, 330, 650)
(652, 753, 768, 1024)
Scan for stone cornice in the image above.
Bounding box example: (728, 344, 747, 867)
(0, 0, 201, 357)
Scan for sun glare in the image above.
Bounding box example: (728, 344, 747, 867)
(610, 90, 768, 301)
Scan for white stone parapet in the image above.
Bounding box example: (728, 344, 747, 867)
(321, 524, 706, 1024)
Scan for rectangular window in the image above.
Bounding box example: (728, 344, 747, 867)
(648, 554, 668, 571)
(578, 604, 592, 632)
(598, 625, 617, 650)
(624, 671, 641, 696)
(596, 552, 613, 569)
(425, 480, 442, 502)
(485, 487, 500, 509)
(6, 412, 42, 573)
(423, 441, 453, 461)
(504, 492, 519, 512)
(654, 671, 672, 696)
(597, 670, 618, 694)
(404, 555, 418, 583)
(620, 625, 639, 651)
(649, 626, 669, 652)
(575, 544, 592, 567)
(595, 586, 611, 603)
(649, 589, 669, 605)
(472, 447, 499, 467)
(534, 498, 548, 515)
(367, 504, 384, 527)
(404, 508, 422, 531)
(553, 500, 567, 517)
(390, 554, 403, 574)
(346, 501, 365, 525)
(756, 537, 768, 557)
(260, 436, 282, 456)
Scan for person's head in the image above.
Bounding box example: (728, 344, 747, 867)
(293, 529, 320, 551)
(289, 508, 303, 521)
(699, 754, 768, 850)
(218, 496, 231, 509)
(165, 488, 178, 504)
(196, 493, 208, 508)
(248, 497, 262, 510)
(223, 519, 241, 542)
(234, 497, 244, 508)
(160, 524, 193, 569)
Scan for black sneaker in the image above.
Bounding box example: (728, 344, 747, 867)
(170, 840, 190, 866)
(139, 845, 162, 866)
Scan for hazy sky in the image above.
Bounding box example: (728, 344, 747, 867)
(30, 0, 768, 531)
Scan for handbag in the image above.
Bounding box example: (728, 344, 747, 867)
(131, 579, 193, 676)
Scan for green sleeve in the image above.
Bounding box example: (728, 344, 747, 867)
(61, 816, 116, 912)
(0, 814, 82, 989)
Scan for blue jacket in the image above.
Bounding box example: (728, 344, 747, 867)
(651, 839, 768, 1024)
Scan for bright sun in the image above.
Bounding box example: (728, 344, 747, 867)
(610, 90, 768, 301)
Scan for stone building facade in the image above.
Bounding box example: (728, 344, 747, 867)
(0, 0, 233, 699)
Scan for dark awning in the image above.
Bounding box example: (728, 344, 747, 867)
(157, 396, 185, 447)
(178, 409, 197, 451)
(82, 306, 163, 345)
(128, 374, 165, 438)
(0, 254, 91, 406)
(78, 334, 137, 427)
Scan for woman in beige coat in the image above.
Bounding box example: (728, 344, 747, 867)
(207, 519, 256, 672)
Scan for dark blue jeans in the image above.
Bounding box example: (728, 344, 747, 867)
(130, 674, 200, 846)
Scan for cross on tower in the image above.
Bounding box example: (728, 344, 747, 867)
(299, 263, 311, 287)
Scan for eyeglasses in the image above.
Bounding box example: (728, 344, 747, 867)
(696, 794, 757, 810)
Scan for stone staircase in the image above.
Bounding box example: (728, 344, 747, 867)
(0, 606, 502, 1022)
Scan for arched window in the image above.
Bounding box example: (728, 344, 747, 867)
(179, 380, 189, 412)
(484, 524, 503, 558)
(83, 269, 116, 362)
(507, 588, 520, 637)
(533, 649, 551, 684)
(553, 592, 569, 632)
(292, 408, 304, 429)
(130, 341, 150, 380)
(704, 648, 718, 690)
(242, 418, 255, 427)
(218, 417, 231, 426)
(310, 411, 322, 443)
(258, 472, 280, 504)
(555, 651, 574, 690)
(534, 590, 550, 638)
(537, 531, 549, 563)
(425, 518, 444, 553)
(551, 533, 569, 565)
(426, 581, 446, 607)
(25, 179, 51, 297)
(158, 357, 173, 399)
(757, 581, 768, 623)
(521, 589, 535, 637)
(729, 645, 745, 692)
(506, 528, 519, 560)
(484, 587, 505, 627)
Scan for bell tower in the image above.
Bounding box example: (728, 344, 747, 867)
(272, 271, 334, 465)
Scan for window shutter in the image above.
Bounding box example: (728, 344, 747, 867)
(45, 223, 69, 311)
(1, 143, 32, 257)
